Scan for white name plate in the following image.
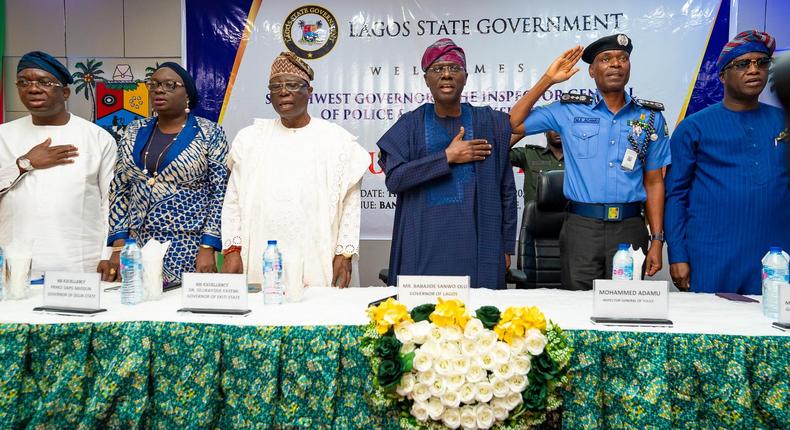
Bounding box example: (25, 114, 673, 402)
(779, 283, 790, 324)
(397, 275, 470, 309)
(593, 279, 669, 320)
(181, 273, 249, 313)
(41, 272, 102, 310)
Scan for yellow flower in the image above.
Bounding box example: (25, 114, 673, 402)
(494, 306, 547, 344)
(367, 298, 413, 335)
(430, 297, 471, 330)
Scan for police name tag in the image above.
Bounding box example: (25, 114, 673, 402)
(397, 275, 470, 309)
(621, 149, 638, 171)
(779, 283, 790, 324)
(179, 273, 250, 315)
(591, 279, 671, 325)
(35, 272, 105, 314)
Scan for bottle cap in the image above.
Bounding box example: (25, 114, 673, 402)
(770, 246, 782, 253)
(268, 240, 277, 245)
(618, 243, 629, 251)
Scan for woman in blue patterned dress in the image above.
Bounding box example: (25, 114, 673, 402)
(96, 63, 229, 284)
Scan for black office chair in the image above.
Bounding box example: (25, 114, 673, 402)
(515, 170, 566, 289)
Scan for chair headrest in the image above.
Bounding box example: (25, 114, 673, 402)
(536, 170, 566, 211)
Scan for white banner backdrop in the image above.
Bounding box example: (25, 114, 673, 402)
(218, 0, 721, 239)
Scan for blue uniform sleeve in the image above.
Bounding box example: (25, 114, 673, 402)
(664, 119, 697, 264)
(646, 112, 671, 171)
(522, 103, 562, 136)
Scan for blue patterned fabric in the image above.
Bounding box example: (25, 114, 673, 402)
(523, 91, 671, 204)
(665, 102, 790, 294)
(377, 103, 517, 289)
(108, 115, 229, 283)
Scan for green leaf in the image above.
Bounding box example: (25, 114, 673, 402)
(399, 351, 415, 373)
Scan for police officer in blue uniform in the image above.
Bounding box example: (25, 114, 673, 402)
(510, 34, 671, 290)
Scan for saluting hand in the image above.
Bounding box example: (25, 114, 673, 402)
(445, 127, 492, 164)
(22, 138, 79, 170)
(544, 46, 583, 84)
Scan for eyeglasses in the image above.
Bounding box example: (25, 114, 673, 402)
(145, 80, 185, 92)
(724, 57, 772, 72)
(268, 82, 308, 92)
(427, 65, 465, 75)
(15, 78, 63, 89)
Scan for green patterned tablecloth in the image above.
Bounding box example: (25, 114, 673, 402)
(0, 322, 787, 429)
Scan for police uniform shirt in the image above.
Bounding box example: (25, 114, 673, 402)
(522, 91, 671, 204)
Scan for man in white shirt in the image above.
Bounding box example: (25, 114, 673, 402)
(221, 52, 368, 288)
(0, 51, 116, 278)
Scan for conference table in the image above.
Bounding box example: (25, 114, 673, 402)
(0, 285, 787, 429)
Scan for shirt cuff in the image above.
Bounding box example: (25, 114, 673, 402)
(107, 231, 129, 246)
(667, 243, 689, 265)
(200, 234, 222, 251)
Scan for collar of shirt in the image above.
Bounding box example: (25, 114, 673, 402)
(592, 90, 635, 113)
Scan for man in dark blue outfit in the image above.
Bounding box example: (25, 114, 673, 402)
(665, 30, 790, 294)
(377, 38, 517, 289)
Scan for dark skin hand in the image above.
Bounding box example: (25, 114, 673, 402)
(195, 247, 218, 273)
(670, 262, 690, 291)
(97, 239, 124, 282)
(18, 137, 78, 174)
(445, 126, 491, 164)
(332, 255, 352, 288)
(221, 252, 244, 274)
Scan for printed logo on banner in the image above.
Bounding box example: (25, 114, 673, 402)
(282, 5, 338, 59)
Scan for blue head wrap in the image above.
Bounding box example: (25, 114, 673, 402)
(17, 51, 73, 85)
(156, 62, 199, 109)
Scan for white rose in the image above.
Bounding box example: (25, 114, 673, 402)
(418, 369, 437, 386)
(400, 342, 416, 354)
(477, 330, 498, 352)
(493, 362, 514, 380)
(429, 325, 444, 343)
(508, 374, 528, 393)
(524, 331, 547, 356)
(445, 373, 466, 390)
(441, 407, 462, 429)
(410, 320, 432, 344)
(394, 322, 413, 344)
(492, 341, 511, 364)
(492, 404, 508, 421)
(429, 375, 447, 397)
(475, 403, 496, 429)
(460, 405, 478, 430)
(412, 382, 432, 402)
(411, 400, 429, 421)
(413, 349, 433, 372)
(467, 364, 487, 383)
(475, 381, 494, 403)
(434, 356, 455, 376)
(459, 382, 478, 404)
(396, 372, 416, 397)
(420, 340, 441, 357)
(513, 354, 531, 375)
(476, 351, 496, 370)
(442, 326, 463, 341)
(442, 340, 462, 358)
(441, 390, 462, 408)
(453, 356, 471, 374)
(464, 318, 484, 339)
(427, 396, 445, 421)
(505, 392, 523, 411)
(490, 376, 510, 398)
(508, 337, 526, 355)
(461, 338, 478, 357)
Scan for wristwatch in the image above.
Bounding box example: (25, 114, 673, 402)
(16, 157, 34, 172)
(649, 232, 665, 242)
(341, 252, 354, 259)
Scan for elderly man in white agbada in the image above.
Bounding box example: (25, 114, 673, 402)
(221, 52, 369, 288)
(0, 51, 116, 279)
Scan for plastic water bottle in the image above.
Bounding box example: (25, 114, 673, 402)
(263, 240, 284, 304)
(762, 247, 789, 319)
(120, 239, 143, 305)
(0, 246, 4, 301)
(612, 243, 634, 280)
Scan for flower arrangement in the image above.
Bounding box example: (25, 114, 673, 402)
(363, 297, 572, 430)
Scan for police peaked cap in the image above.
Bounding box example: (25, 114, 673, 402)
(582, 33, 633, 64)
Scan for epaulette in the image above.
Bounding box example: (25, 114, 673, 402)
(634, 98, 665, 111)
(560, 93, 593, 104)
